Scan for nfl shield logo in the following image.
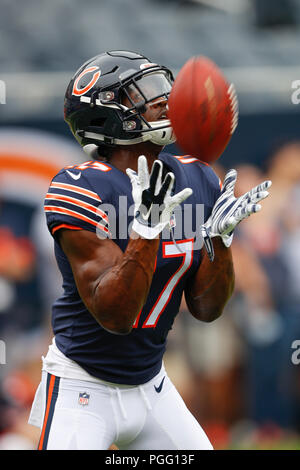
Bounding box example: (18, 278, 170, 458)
(78, 392, 90, 406)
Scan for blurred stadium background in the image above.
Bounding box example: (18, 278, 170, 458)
(1, 0, 300, 450)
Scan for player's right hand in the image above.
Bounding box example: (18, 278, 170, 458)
(126, 155, 193, 239)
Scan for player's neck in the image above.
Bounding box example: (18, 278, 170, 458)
(109, 143, 163, 174)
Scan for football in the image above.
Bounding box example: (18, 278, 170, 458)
(168, 56, 238, 164)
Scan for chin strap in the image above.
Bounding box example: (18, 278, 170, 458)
(79, 95, 176, 147)
(81, 130, 149, 146)
(80, 125, 175, 147)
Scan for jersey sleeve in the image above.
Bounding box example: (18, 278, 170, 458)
(44, 169, 110, 240)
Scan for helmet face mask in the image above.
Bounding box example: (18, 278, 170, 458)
(64, 51, 176, 154)
(122, 71, 172, 110)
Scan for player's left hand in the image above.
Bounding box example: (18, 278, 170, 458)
(201, 169, 272, 261)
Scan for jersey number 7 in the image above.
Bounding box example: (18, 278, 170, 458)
(133, 239, 194, 328)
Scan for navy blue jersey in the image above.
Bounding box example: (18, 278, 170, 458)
(44, 153, 221, 385)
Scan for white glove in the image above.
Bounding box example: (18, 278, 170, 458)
(126, 155, 193, 239)
(201, 169, 272, 261)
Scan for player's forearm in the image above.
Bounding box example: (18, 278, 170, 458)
(185, 238, 235, 322)
(91, 235, 159, 334)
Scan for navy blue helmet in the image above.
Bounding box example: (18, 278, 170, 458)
(64, 50, 176, 153)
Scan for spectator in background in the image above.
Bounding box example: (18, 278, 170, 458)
(265, 142, 300, 431)
(0, 193, 39, 338)
(0, 376, 39, 450)
(0, 187, 54, 448)
(232, 142, 300, 434)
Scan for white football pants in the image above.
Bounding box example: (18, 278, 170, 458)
(30, 368, 213, 450)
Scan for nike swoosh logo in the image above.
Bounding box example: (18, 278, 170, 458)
(66, 170, 81, 180)
(154, 376, 165, 393)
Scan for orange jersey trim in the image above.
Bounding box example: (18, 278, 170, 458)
(51, 224, 83, 235)
(45, 206, 109, 234)
(49, 182, 101, 202)
(38, 374, 55, 450)
(45, 193, 108, 222)
(173, 155, 210, 166)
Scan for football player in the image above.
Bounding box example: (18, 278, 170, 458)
(29, 51, 271, 450)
